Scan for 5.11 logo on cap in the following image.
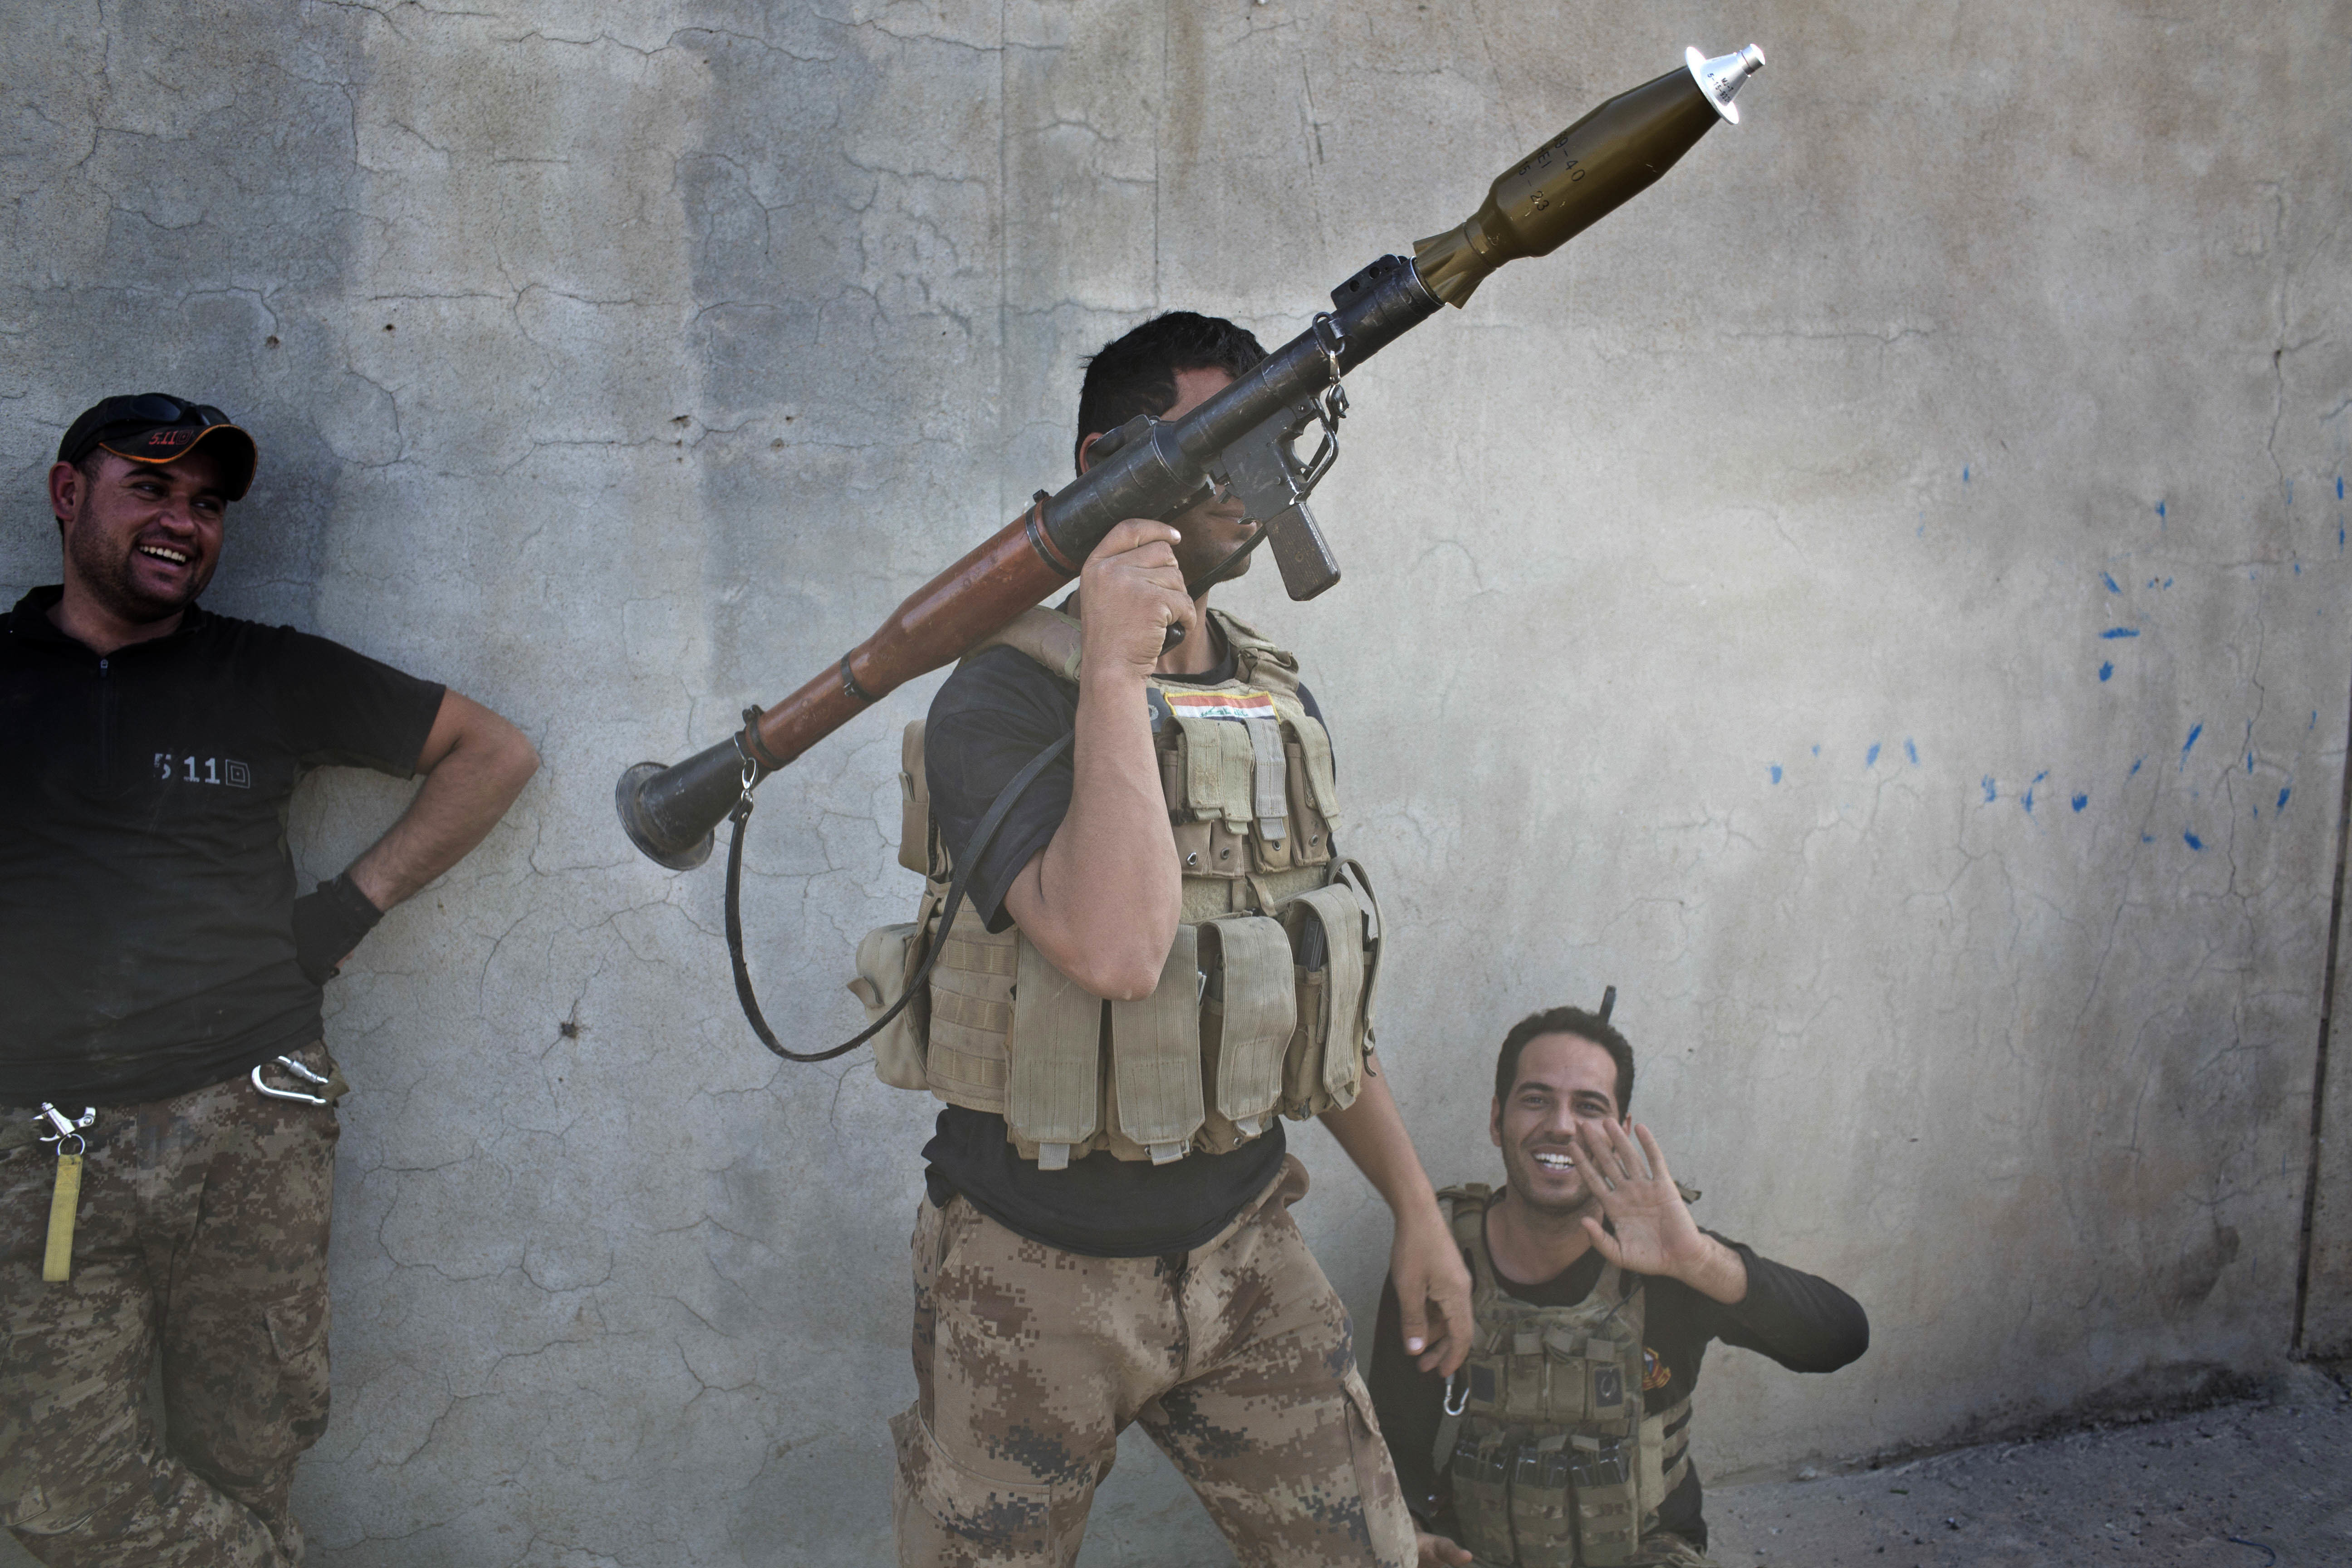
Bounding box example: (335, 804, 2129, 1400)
(154, 753, 251, 788)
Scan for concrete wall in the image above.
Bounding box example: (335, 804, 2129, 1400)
(4, 1, 2347, 1563)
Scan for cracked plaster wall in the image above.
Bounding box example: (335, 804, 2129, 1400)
(3, 1, 2348, 1563)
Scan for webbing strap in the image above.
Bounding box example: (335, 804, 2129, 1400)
(1242, 715, 1289, 841)
(725, 732, 1073, 1063)
(940, 933, 1019, 977)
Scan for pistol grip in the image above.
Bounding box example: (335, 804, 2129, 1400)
(1264, 503, 1342, 601)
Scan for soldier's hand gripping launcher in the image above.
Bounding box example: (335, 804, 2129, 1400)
(617, 44, 1765, 875)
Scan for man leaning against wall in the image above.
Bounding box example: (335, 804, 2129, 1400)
(0, 396, 539, 1567)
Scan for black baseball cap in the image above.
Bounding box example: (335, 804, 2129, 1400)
(57, 394, 258, 501)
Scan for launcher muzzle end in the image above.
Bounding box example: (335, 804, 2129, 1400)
(1411, 42, 1768, 309)
(617, 736, 754, 871)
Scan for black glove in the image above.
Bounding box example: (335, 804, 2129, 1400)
(291, 871, 384, 984)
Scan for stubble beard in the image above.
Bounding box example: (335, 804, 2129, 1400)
(66, 510, 205, 626)
(1505, 1141, 1603, 1224)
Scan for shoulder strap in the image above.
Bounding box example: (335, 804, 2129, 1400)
(970, 606, 1082, 684)
(1447, 1187, 1502, 1317)
(1208, 608, 1302, 696)
(725, 731, 1074, 1063)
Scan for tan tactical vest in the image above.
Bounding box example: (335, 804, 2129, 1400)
(847, 606, 1380, 1169)
(1433, 1186, 1695, 1568)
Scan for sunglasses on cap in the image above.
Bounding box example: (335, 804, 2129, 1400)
(59, 392, 258, 500)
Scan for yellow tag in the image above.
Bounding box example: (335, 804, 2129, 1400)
(42, 1152, 82, 1284)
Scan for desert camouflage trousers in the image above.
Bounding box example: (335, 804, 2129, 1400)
(0, 1044, 340, 1567)
(891, 1155, 1416, 1568)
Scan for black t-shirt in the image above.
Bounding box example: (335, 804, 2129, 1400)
(1368, 1216, 1869, 1552)
(0, 587, 445, 1105)
(918, 627, 1328, 1257)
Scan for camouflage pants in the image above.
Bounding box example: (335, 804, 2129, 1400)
(892, 1155, 1416, 1568)
(0, 1046, 340, 1567)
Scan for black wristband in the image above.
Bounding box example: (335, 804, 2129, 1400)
(291, 871, 385, 985)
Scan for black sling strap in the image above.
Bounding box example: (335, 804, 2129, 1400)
(724, 731, 1075, 1063)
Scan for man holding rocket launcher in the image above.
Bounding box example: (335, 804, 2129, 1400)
(613, 41, 1769, 1568)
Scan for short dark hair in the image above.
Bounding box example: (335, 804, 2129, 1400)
(1493, 1005, 1635, 1118)
(1073, 311, 1265, 473)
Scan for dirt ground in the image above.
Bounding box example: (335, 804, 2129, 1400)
(1706, 1363, 2352, 1567)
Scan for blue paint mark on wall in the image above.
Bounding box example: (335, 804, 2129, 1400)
(1866, 743, 1881, 768)
(2072, 793, 2088, 812)
(2156, 500, 2166, 519)
(2338, 476, 2344, 500)
(1963, 466, 1970, 483)
(2279, 787, 2291, 811)
(2023, 770, 2048, 813)
(1982, 776, 1997, 803)
(2184, 830, 2203, 850)
(2099, 662, 2113, 681)
(2181, 723, 2202, 765)
(1812, 744, 1821, 757)
(2101, 627, 2140, 639)
(2130, 757, 2145, 777)
(2102, 572, 2121, 593)
(1905, 739, 1918, 764)
(1769, 764, 1782, 784)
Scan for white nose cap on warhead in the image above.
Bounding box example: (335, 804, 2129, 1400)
(1686, 44, 1767, 124)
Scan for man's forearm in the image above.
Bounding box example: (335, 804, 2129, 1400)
(1010, 668, 1181, 998)
(346, 706, 536, 911)
(1319, 1070, 1445, 1229)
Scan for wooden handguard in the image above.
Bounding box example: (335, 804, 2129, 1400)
(742, 499, 1069, 771)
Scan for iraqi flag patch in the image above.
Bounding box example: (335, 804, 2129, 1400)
(1160, 688, 1278, 723)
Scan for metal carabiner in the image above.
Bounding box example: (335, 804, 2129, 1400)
(38, 1102, 95, 1156)
(1443, 1372, 1470, 1417)
(252, 1055, 333, 1106)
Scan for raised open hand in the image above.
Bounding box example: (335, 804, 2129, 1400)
(1570, 1119, 1714, 1282)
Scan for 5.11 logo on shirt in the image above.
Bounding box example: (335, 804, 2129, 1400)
(154, 752, 252, 789)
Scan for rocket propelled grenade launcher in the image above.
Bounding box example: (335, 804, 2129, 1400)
(617, 44, 1765, 872)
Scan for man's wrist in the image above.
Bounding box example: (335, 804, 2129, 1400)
(1676, 1234, 1749, 1303)
(1390, 1185, 1449, 1235)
